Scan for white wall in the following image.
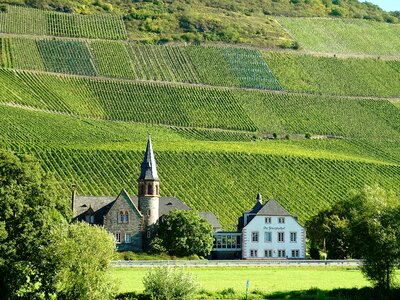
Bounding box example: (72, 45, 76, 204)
(242, 215, 306, 259)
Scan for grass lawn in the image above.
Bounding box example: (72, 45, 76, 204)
(111, 266, 371, 294)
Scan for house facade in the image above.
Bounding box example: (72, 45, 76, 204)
(72, 135, 221, 251)
(212, 194, 306, 259)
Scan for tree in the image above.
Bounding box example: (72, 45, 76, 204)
(154, 209, 214, 257)
(307, 185, 400, 291)
(347, 186, 400, 291)
(0, 150, 70, 299)
(306, 203, 352, 259)
(0, 150, 116, 299)
(45, 222, 116, 300)
(143, 266, 197, 300)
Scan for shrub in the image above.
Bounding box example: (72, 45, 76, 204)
(143, 266, 197, 300)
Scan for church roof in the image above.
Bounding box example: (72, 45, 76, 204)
(256, 199, 291, 216)
(73, 192, 191, 219)
(138, 134, 159, 181)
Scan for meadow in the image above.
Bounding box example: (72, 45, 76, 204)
(112, 266, 371, 294)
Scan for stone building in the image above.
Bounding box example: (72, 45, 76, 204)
(72, 135, 221, 251)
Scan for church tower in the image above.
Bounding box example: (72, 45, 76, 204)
(138, 134, 160, 236)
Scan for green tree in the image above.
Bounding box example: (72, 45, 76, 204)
(154, 209, 214, 257)
(0, 150, 70, 299)
(307, 185, 400, 291)
(306, 207, 351, 259)
(45, 222, 116, 300)
(0, 150, 116, 299)
(347, 186, 400, 291)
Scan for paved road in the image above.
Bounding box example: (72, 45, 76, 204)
(111, 259, 361, 268)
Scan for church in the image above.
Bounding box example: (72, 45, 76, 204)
(72, 135, 221, 251)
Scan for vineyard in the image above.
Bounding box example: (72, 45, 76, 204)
(0, 5, 127, 39)
(0, 4, 399, 231)
(0, 36, 285, 90)
(264, 52, 400, 97)
(1, 68, 400, 139)
(277, 17, 400, 56)
(1, 35, 400, 97)
(1, 141, 399, 229)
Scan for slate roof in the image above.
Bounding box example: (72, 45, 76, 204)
(73, 191, 221, 230)
(256, 199, 291, 216)
(73, 195, 115, 224)
(139, 134, 159, 181)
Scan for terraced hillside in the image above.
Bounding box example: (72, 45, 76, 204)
(278, 17, 400, 56)
(0, 4, 399, 230)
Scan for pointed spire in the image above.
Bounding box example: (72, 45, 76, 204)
(138, 134, 159, 181)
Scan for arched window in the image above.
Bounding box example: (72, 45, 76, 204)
(119, 211, 124, 223)
(124, 211, 129, 223)
(148, 183, 153, 195)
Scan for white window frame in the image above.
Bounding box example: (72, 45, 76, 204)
(291, 250, 300, 258)
(290, 232, 297, 243)
(251, 231, 259, 242)
(115, 232, 121, 243)
(264, 249, 273, 258)
(250, 249, 258, 258)
(278, 249, 286, 258)
(264, 231, 272, 242)
(278, 217, 285, 224)
(265, 217, 271, 224)
(125, 232, 132, 243)
(278, 232, 285, 242)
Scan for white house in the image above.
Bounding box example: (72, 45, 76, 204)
(212, 193, 306, 259)
(241, 194, 306, 259)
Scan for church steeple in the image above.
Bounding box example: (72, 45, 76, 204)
(138, 135, 160, 241)
(139, 134, 159, 181)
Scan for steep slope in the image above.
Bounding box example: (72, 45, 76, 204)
(0, 2, 399, 230)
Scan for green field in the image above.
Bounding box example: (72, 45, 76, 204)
(264, 52, 400, 97)
(278, 17, 400, 56)
(1, 69, 399, 140)
(0, 5, 127, 39)
(112, 266, 371, 294)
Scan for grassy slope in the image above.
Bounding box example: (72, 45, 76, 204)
(278, 17, 400, 56)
